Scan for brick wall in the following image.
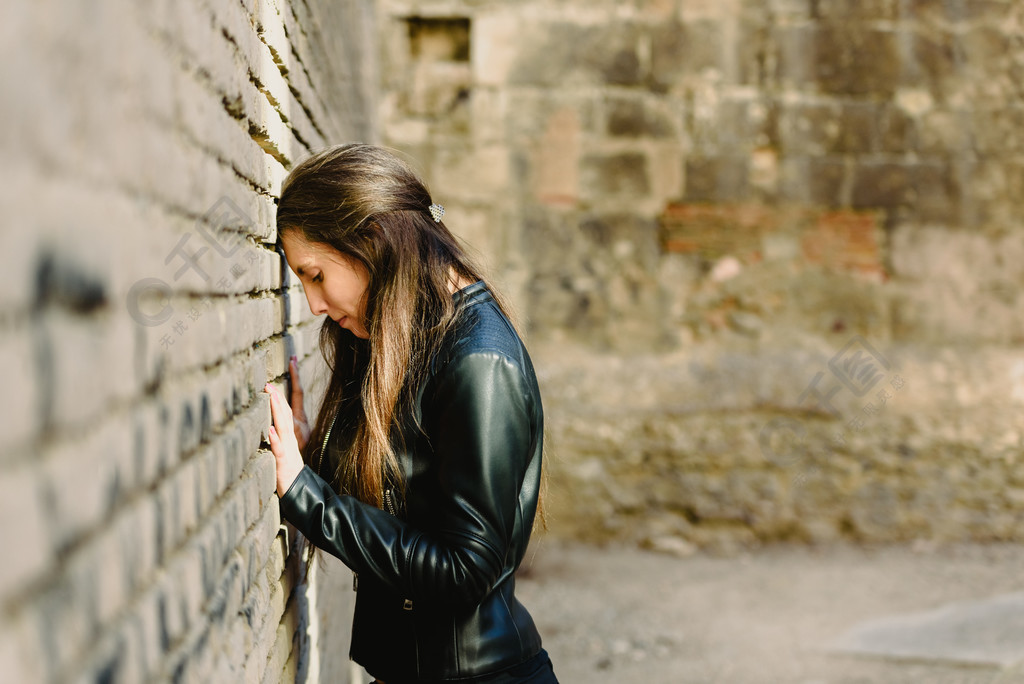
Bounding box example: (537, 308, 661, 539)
(1, 0, 375, 681)
(377, 0, 1024, 550)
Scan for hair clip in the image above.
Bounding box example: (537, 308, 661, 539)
(428, 203, 445, 223)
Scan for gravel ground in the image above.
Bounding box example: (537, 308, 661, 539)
(514, 541, 1024, 684)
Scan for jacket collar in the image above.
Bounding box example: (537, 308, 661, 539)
(452, 280, 491, 308)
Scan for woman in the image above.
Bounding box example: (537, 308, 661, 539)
(263, 143, 557, 683)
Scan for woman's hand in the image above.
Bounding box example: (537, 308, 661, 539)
(289, 356, 311, 453)
(265, 380, 306, 497)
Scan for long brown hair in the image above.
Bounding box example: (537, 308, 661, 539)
(276, 143, 515, 510)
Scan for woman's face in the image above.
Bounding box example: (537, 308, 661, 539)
(280, 230, 371, 339)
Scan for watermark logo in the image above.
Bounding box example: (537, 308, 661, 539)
(828, 336, 890, 396)
(126, 196, 260, 347)
(759, 335, 906, 485)
(196, 197, 252, 259)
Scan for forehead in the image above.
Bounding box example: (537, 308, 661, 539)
(280, 231, 320, 273)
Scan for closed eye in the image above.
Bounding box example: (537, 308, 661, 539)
(311, 273, 323, 283)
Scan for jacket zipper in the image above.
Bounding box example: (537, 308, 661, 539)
(320, 409, 339, 464)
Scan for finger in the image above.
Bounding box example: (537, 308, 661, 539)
(265, 383, 292, 430)
(267, 424, 281, 457)
(290, 356, 305, 403)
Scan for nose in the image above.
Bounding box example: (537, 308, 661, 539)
(305, 290, 328, 317)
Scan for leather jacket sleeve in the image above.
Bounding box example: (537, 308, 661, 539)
(278, 347, 537, 611)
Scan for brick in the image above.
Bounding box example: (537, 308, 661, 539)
(163, 63, 279, 194)
(35, 546, 102, 678)
(0, 465, 51, 602)
(262, 614, 293, 684)
(42, 420, 131, 551)
(150, 0, 306, 172)
(117, 496, 160, 597)
(800, 210, 886, 280)
(0, 610, 47, 684)
(0, 320, 40, 456)
(659, 202, 812, 259)
(213, 0, 322, 151)
(141, 294, 283, 375)
(37, 308, 134, 430)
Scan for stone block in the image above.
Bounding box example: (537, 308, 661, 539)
(780, 157, 847, 208)
(907, 29, 961, 96)
(684, 156, 750, 202)
(835, 102, 880, 154)
(777, 102, 841, 156)
(472, 9, 520, 87)
(650, 19, 724, 87)
(851, 161, 960, 222)
(734, 16, 772, 86)
(878, 103, 919, 154)
(971, 105, 1024, 156)
(605, 95, 677, 139)
(581, 152, 651, 200)
(816, 27, 902, 96)
(851, 162, 912, 210)
(531, 107, 582, 206)
(707, 96, 775, 153)
(406, 16, 470, 62)
(913, 162, 961, 224)
(813, 0, 899, 20)
(508, 22, 646, 87)
(431, 145, 510, 202)
(403, 60, 472, 118)
(776, 25, 901, 96)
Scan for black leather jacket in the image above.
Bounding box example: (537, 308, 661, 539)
(280, 282, 545, 682)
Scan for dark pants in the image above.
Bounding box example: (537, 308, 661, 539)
(372, 649, 558, 684)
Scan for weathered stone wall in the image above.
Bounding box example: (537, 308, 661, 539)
(378, 0, 1024, 551)
(1, 0, 374, 681)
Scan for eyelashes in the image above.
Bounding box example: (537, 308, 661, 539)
(312, 273, 323, 283)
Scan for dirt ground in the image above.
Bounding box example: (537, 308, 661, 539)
(514, 541, 1024, 684)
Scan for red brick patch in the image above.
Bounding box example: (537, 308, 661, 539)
(659, 202, 885, 280)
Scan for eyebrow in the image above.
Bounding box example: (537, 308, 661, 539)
(295, 262, 314, 276)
